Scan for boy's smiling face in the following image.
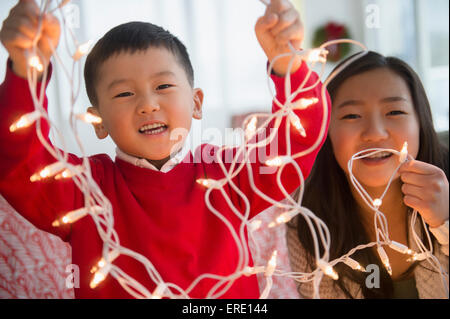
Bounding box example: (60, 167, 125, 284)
(89, 47, 203, 163)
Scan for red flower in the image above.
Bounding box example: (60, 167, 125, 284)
(325, 22, 346, 39)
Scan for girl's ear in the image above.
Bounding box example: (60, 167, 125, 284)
(87, 107, 108, 139)
(192, 88, 204, 120)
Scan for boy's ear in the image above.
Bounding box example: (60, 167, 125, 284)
(87, 106, 108, 139)
(192, 88, 204, 120)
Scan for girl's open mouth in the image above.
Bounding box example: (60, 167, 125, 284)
(361, 151, 393, 165)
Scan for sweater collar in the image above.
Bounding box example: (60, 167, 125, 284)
(115, 142, 191, 173)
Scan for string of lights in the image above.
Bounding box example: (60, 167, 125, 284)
(9, 0, 448, 299)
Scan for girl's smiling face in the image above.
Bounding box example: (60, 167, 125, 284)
(329, 68, 420, 188)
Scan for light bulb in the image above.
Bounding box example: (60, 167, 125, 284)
(76, 112, 102, 124)
(317, 259, 339, 280)
(276, 209, 299, 224)
(196, 178, 221, 189)
(389, 241, 414, 255)
(344, 257, 366, 272)
(90, 264, 111, 289)
(373, 198, 382, 210)
(151, 283, 166, 299)
(265, 250, 278, 277)
(28, 55, 44, 72)
(293, 98, 319, 110)
(269, 209, 299, 228)
(54, 166, 83, 180)
(30, 162, 66, 182)
(9, 111, 41, 132)
(54, 169, 72, 180)
(248, 219, 262, 232)
(265, 156, 291, 167)
(407, 251, 431, 262)
(90, 250, 120, 274)
(243, 266, 255, 276)
(377, 246, 392, 275)
(52, 205, 103, 227)
(289, 112, 307, 137)
(243, 266, 265, 276)
(306, 49, 328, 63)
(245, 116, 258, 140)
(73, 40, 93, 61)
(399, 142, 408, 163)
(58, 169, 71, 179)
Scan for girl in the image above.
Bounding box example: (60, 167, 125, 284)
(287, 51, 449, 299)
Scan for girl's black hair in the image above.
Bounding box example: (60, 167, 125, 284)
(290, 51, 449, 298)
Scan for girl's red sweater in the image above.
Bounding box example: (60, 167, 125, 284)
(0, 60, 330, 298)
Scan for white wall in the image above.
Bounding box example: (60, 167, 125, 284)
(301, 0, 365, 75)
(0, 0, 17, 78)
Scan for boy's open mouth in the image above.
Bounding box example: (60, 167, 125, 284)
(139, 123, 168, 135)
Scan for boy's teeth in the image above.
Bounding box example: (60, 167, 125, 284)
(143, 127, 166, 135)
(139, 123, 166, 132)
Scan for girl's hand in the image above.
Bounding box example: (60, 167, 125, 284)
(399, 159, 449, 228)
(0, 0, 60, 79)
(255, 0, 303, 77)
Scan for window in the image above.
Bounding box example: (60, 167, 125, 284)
(364, 0, 449, 132)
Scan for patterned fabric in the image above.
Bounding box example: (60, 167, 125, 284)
(248, 204, 300, 299)
(0, 194, 74, 299)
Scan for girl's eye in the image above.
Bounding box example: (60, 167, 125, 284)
(114, 92, 134, 98)
(157, 84, 174, 90)
(387, 110, 406, 116)
(341, 114, 360, 120)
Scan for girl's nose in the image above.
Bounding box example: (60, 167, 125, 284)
(361, 116, 389, 142)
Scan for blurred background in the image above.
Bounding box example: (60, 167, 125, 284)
(0, 0, 448, 158)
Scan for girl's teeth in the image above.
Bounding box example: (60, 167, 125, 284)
(368, 152, 391, 159)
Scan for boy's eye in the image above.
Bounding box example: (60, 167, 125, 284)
(341, 114, 360, 120)
(114, 92, 134, 98)
(157, 84, 174, 90)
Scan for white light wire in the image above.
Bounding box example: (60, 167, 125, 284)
(14, 0, 447, 299)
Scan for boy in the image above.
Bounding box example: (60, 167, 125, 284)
(0, 0, 330, 298)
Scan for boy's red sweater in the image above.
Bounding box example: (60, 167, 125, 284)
(0, 60, 330, 298)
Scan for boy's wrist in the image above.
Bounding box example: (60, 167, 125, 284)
(270, 56, 302, 77)
(269, 59, 305, 81)
(11, 61, 29, 80)
(8, 58, 47, 82)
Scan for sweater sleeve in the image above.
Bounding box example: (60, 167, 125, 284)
(429, 220, 449, 256)
(225, 61, 331, 219)
(0, 60, 85, 241)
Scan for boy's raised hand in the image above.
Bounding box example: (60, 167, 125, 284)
(255, 0, 303, 77)
(0, 0, 60, 79)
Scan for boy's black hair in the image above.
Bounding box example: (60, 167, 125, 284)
(84, 21, 194, 106)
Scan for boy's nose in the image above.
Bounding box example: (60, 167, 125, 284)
(361, 116, 389, 142)
(136, 95, 160, 114)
